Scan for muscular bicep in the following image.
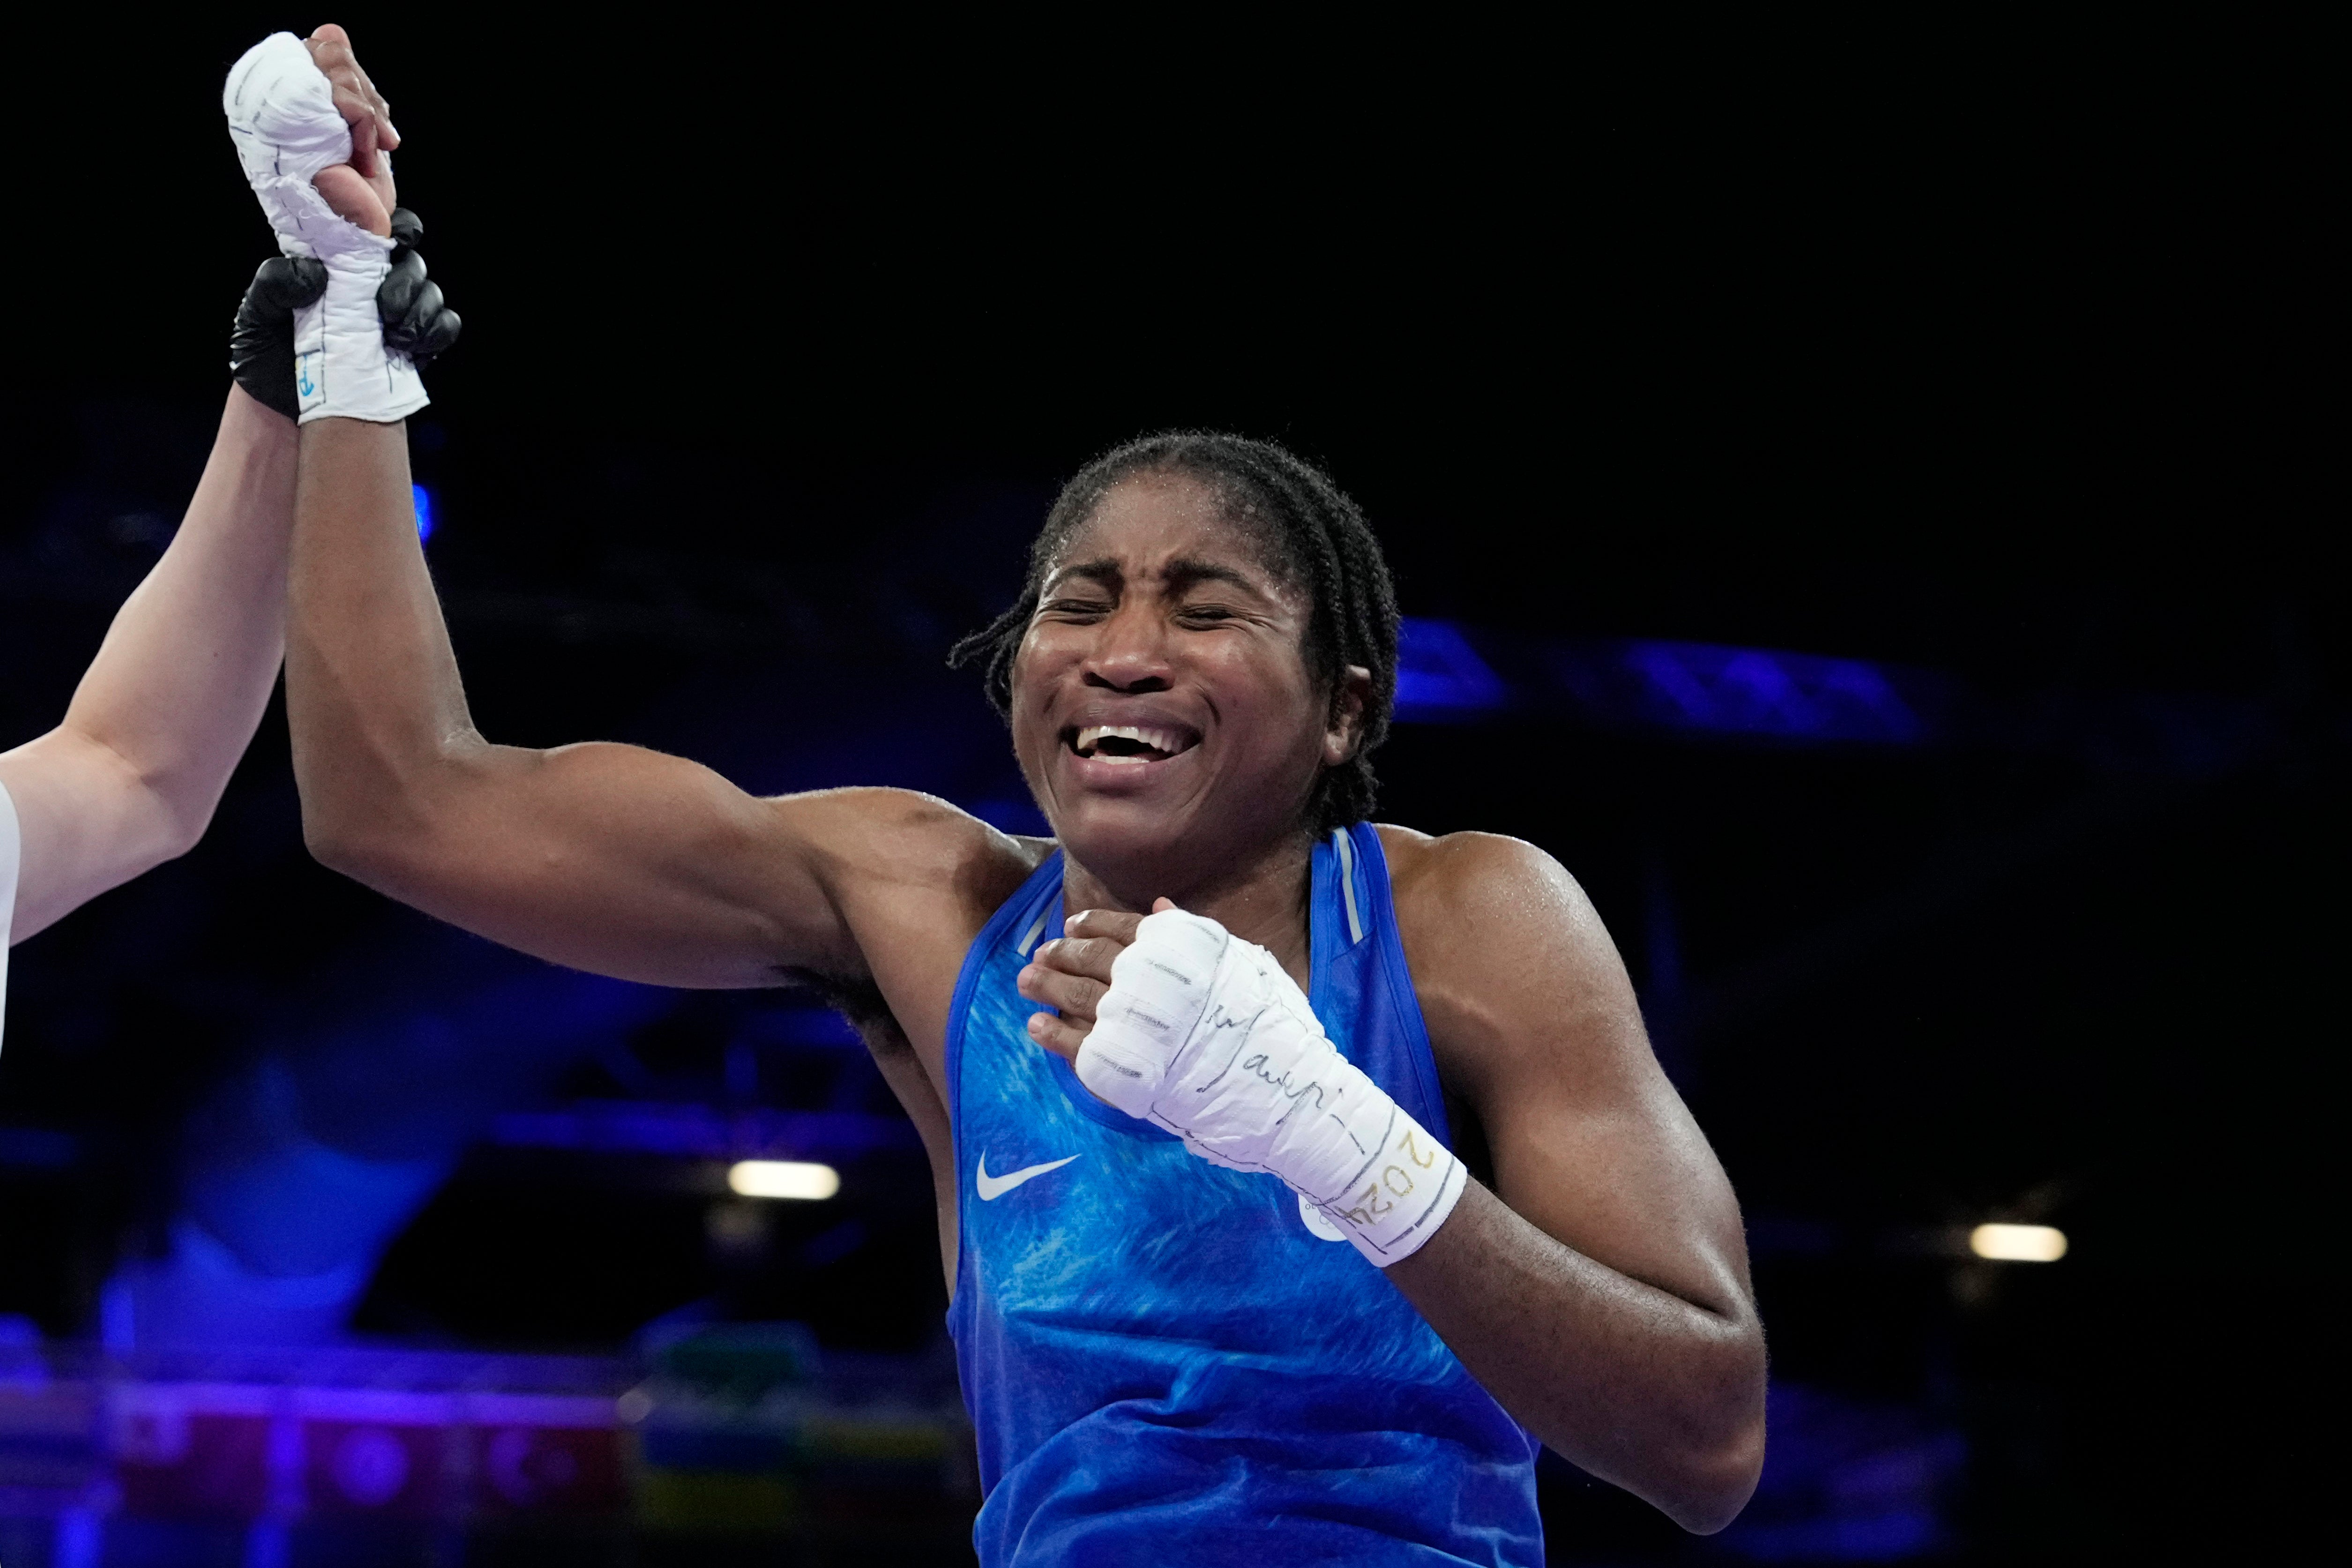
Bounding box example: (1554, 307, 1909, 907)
(1396, 831, 1753, 1319)
(1481, 1027, 1751, 1319)
(322, 737, 884, 989)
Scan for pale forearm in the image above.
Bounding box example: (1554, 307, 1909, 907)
(1386, 1180, 1767, 1533)
(65, 387, 298, 796)
(0, 386, 298, 938)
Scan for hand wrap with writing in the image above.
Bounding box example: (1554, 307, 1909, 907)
(1077, 909, 1467, 1266)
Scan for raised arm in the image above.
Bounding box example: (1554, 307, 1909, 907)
(257, 24, 1030, 1029)
(0, 387, 297, 942)
(290, 418, 882, 988)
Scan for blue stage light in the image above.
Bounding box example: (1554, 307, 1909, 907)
(1390, 620, 1935, 747)
(1607, 640, 1925, 744)
(412, 484, 435, 543)
(1394, 619, 1510, 719)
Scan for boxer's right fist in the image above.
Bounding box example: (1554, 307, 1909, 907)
(301, 25, 399, 180)
(225, 30, 426, 423)
(224, 32, 374, 261)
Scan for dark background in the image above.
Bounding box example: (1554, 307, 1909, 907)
(0, 15, 2337, 1565)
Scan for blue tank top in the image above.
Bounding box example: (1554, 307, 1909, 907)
(945, 822, 1542, 1567)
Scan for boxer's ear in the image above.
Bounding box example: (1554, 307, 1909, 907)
(1323, 665, 1372, 765)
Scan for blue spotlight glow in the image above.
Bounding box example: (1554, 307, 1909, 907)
(1394, 619, 1509, 719)
(412, 484, 436, 543)
(1389, 622, 1935, 746)
(1600, 640, 1924, 744)
(1533, 639, 1938, 747)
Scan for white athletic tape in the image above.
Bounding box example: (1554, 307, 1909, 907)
(224, 33, 425, 426)
(1077, 909, 1466, 1266)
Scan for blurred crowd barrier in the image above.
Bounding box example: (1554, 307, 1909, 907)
(0, 1328, 976, 1565)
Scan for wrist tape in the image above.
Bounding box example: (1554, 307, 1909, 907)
(224, 33, 425, 425)
(1077, 910, 1466, 1266)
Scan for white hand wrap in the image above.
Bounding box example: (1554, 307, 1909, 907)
(223, 33, 425, 425)
(1077, 910, 1467, 1266)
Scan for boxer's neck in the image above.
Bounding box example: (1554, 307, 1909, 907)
(1060, 829, 1316, 990)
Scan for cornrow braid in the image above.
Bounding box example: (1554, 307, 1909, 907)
(949, 432, 1400, 834)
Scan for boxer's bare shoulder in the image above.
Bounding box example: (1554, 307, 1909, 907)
(1375, 821, 1643, 1087)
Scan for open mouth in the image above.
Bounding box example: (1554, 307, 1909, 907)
(1066, 724, 1199, 766)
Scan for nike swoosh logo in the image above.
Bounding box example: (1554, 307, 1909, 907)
(976, 1152, 1081, 1201)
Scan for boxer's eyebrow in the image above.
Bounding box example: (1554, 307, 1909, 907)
(1158, 558, 1264, 597)
(1045, 559, 1122, 595)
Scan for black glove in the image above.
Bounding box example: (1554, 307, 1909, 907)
(226, 206, 462, 420)
(378, 207, 462, 366)
(228, 256, 328, 420)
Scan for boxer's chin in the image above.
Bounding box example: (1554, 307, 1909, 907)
(1049, 793, 1200, 871)
(1045, 769, 1311, 889)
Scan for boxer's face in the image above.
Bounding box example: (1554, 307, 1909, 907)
(1009, 473, 1356, 874)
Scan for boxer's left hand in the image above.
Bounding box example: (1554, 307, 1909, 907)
(1017, 902, 1168, 1062)
(1032, 900, 1468, 1265)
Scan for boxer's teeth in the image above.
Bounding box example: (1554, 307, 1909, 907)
(1073, 724, 1192, 761)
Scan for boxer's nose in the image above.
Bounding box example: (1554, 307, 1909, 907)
(1081, 604, 1176, 695)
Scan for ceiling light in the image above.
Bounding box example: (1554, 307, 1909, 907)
(1968, 1223, 2066, 1262)
(727, 1160, 840, 1201)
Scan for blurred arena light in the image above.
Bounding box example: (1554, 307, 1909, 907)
(412, 483, 435, 542)
(1393, 619, 1510, 719)
(727, 1160, 841, 1201)
(1605, 640, 1926, 743)
(1968, 1223, 2068, 1262)
(1390, 619, 1934, 742)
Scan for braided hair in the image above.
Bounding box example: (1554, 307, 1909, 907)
(949, 432, 1399, 834)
